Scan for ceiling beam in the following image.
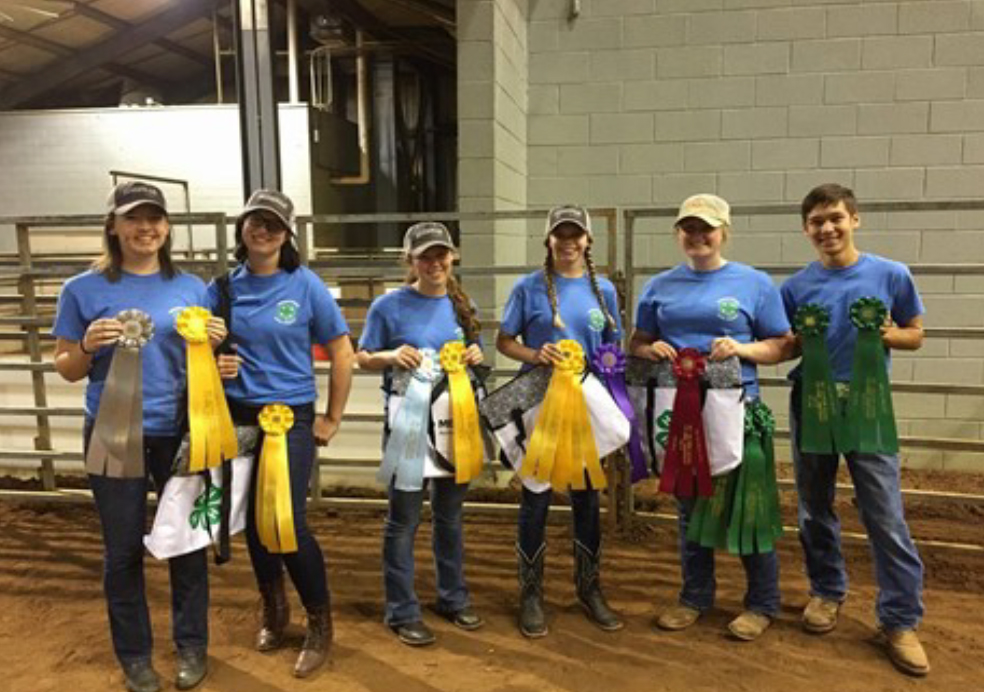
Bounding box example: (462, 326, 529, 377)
(0, 0, 219, 109)
(71, 2, 213, 68)
(0, 23, 175, 95)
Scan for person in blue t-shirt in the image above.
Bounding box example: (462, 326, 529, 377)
(496, 204, 624, 638)
(780, 183, 929, 676)
(629, 193, 793, 643)
(210, 189, 354, 679)
(357, 222, 486, 647)
(53, 182, 234, 692)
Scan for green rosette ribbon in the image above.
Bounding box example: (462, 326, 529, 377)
(845, 297, 899, 453)
(726, 401, 783, 555)
(794, 304, 847, 454)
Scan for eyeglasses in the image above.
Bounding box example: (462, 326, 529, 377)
(244, 214, 288, 234)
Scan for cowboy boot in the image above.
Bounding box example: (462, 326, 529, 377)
(256, 574, 289, 652)
(517, 543, 548, 638)
(574, 540, 623, 631)
(293, 602, 333, 678)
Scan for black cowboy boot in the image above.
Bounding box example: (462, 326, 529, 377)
(293, 602, 333, 678)
(256, 574, 290, 652)
(517, 543, 548, 638)
(574, 540, 623, 631)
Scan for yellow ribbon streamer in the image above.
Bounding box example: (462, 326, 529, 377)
(256, 403, 298, 553)
(521, 340, 605, 490)
(176, 307, 238, 473)
(439, 342, 485, 484)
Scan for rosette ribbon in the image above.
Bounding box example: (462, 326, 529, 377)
(439, 342, 485, 484)
(86, 309, 153, 478)
(379, 348, 440, 491)
(659, 348, 712, 498)
(256, 404, 297, 553)
(794, 304, 847, 454)
(592, 344, 649, 483)
(845, 297, 899, 453)
(726, 401, 783, 555)
(176, 307, 238, 473)
(521, 340, 606, 490)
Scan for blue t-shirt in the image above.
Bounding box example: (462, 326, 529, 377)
(208, 265, 349, 405)
(781, 253, 924, 383)
(52, 270, 208, 435)
(499, 270, 622, 366)
(358, 286, 470, 396)
(634, 262, 790, 396)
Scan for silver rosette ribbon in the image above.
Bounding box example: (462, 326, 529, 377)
(85, 309, 154, 478)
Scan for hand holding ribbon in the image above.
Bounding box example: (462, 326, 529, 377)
(440, 342, 485, 484)
(177, 307, 238, 473)
(521, 340, 606, 490)
(85, 309, 153, 477)
(846, 297, 899, 453)
(256, 404, 297, 553)
(659, 348, 712, 498)
(794, 304, 847, 454)
(592, 344, 649, 483)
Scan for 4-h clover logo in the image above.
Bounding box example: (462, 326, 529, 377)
(189, 485, 222, 530)
(274, 300, 300, 325)
(587, 308, 607, 332)
(655, 409, 672, 449)
(717, 297, 740, 322)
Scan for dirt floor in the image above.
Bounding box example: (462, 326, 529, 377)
(1, 469, 983, 692)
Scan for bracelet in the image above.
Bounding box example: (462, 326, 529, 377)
(79, 340, 94, 356)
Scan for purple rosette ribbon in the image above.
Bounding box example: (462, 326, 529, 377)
(592, 344, 649, 483)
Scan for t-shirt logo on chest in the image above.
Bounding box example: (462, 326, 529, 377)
(274, 300, 300, 325)
(717, 297, 740, 322)
(587, 308, 607, 332)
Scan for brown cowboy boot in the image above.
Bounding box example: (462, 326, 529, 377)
(256, 574, 289, 652)
(293, 603, 333, 678)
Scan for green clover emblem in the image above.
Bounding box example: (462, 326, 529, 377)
(189, 485, 222, 530)
(717, 297, 740, 322)
(587, 308, 607, 332)
(655, 409, 672, 449)
(274, 300, 300, 325)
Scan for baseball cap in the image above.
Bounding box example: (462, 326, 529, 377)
(545, 204, 592, 237)
(237, 189, 295, 234)
(107, 181, 168, 215)
(674, 194, 731, 228)
(403, 222, 456, 258)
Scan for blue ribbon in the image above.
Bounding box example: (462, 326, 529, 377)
(378, 349, 440, 491)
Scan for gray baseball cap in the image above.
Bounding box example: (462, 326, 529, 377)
(403, 222, 456, 258)
(545, 204, 592, 237)
(107, 181, 168, 215)
(237, 189, 296, 234)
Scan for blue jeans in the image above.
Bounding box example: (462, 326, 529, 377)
(789, 388, 924, 630)
(675, 499, 780, 617)
(383, 477, 471, 626)
(517, 486, 601, 556)
(85, 422, 208, 666)
(231, 401, 329, 610)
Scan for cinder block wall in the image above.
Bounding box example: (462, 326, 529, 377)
(460, 0, 984, 471)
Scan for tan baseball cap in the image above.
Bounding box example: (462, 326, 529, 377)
(674, 194, 731, 228)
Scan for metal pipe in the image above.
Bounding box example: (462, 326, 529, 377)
(287, 0, 299, 104)
(331, 31, 371, 185)
(212, 9, 224, 103)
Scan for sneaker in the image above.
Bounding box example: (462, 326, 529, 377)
(885, 629, 930, 677)
(802, 596, 840, 634)
(727, 611, 772, 642)
(654, 604, 701, 632)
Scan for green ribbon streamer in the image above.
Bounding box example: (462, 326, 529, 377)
(795, 304, 847, 454)
(686, 470, 736, 551)
(845, 297, 899, 453)
(726, 402, 783, 556)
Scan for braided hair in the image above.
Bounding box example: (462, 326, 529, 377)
(542, 237, 616, 333)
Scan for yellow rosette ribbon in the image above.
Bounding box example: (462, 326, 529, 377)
(439, 342, 485, 484)
(521, 340, 606, 490)
(256, 403, 297, 553)
(176, 306, 238, 473)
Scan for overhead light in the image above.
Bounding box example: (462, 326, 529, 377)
(0, 1, 72, 24)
